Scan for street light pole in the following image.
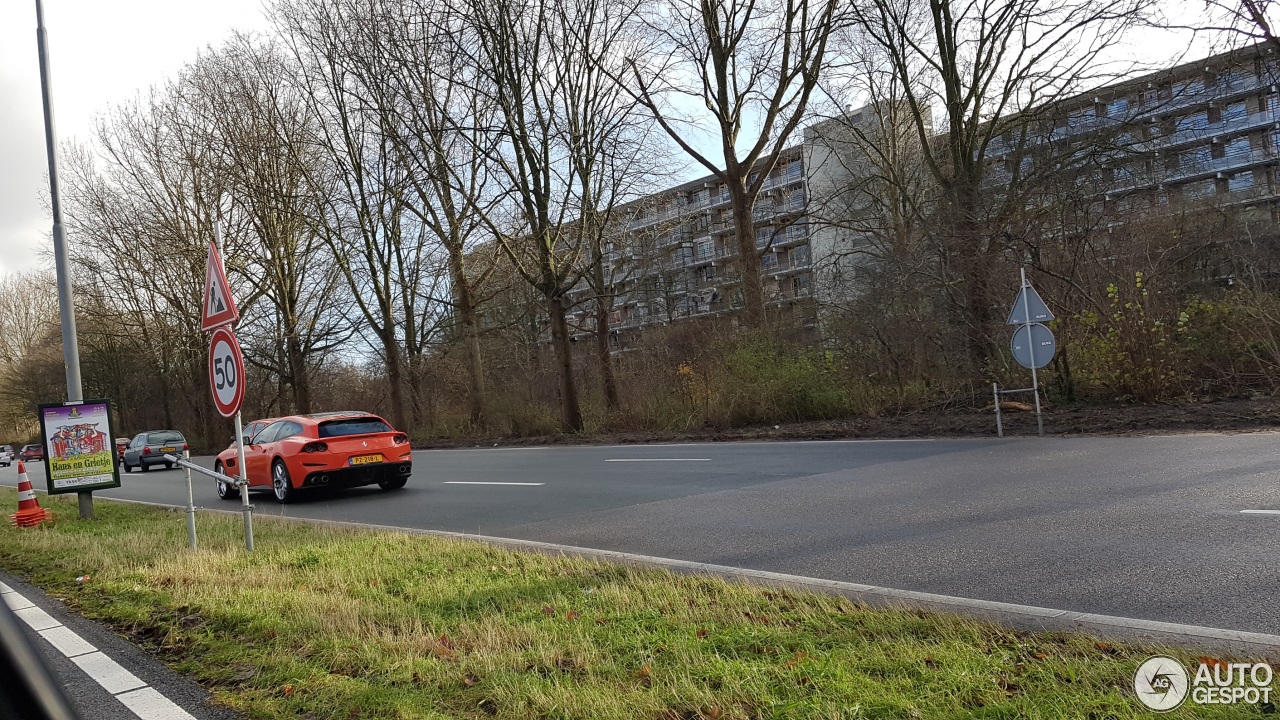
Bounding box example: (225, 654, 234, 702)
(35, 0, 92, 520)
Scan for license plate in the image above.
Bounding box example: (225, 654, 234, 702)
(350, 454, 384, 466)
(160, 446, 176, 453)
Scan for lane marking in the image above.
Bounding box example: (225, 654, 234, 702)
(605, 458, 710, 462)
(1241, 509, 1280, 515)
(5, 584, 198, 719)
(70, 651, 147, 694)
(39, 626, 97, 657)
(116, 687, 200, 720)
(443, 481, 545, 486)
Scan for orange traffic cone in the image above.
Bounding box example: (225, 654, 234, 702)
(10, 462, 50, 528)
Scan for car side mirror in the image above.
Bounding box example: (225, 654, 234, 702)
(242, 436, 253, 445)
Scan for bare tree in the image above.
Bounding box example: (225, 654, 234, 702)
(188, 37, 352, 415)
(452, 0, 652, 431)
(365, 0, 503, 428)
(849, 0, 1154, 374)
(624, 0, 843, 328)
(272, 0, 441, 430)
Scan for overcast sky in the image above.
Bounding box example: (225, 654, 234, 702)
(0, 0, 267, 276)
(0, 1, 1218, 278)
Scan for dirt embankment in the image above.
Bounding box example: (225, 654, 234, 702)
(414, 398, 1280, 449)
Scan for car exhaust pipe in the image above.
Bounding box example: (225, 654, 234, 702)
(398, 465, 409, 473)
(319, 475, 329, 484)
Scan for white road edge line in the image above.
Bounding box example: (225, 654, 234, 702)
(443, 481, 545, 486)
(605, 458, 710, 462)
(4, 586, 197, 720)
(1240, 509, 1280, 515)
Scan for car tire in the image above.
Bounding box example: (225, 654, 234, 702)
(164, 462, 173, 470)
(214, 462, 239, 500)
(378, 477, 408, 491)
(271, 460, 294, 504)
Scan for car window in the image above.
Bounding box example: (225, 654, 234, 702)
(131, 436, 144, 448)
(252, 422, 287, 445)
(148, 431, 185, 444)
(276, 421, 304, 441)
(318, 418, 393, 438)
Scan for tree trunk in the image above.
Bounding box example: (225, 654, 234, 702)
(591, 261, 620, 411)
(547, 294, 583, 432)
(383, 330, 408, 431)
(448, 250, 486, 428)
(730, 182, 767, 328)
(287, 330, 311, 414)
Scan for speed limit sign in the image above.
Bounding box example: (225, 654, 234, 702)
(208, 326, 246, 418)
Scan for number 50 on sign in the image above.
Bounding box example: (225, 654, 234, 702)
(209, 326, 246, 418)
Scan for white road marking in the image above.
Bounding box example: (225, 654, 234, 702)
(443, 481, 545, 486)
(39, 626, 97, 657)
(1240, 509, 1280, 515)
(6, 584, 198, 719)
(116, 687, 198, 720)
(15, 605, 60, 631)
(605, 458, 710, 462)
(70, 652, 147, 694)
(3, 592, 35, 611)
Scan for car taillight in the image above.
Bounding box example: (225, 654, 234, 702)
(302, 442, 328, 453)
(144, 446, 151, 454)
(393, 434, 409, 445)
(182, 443, 189, 451)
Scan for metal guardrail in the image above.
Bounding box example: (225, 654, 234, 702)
(164, 452, 254, 550)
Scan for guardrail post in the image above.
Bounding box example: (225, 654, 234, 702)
(993, 382, 1003, 438)
(183, 449, 197, 549)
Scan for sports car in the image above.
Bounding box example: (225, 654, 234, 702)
(213, 412, 411, 503)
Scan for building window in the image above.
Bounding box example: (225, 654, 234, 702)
(1223, 100, 1248, 124)
(1225, 136, 1251, 159)
(1183, 179, 1216, 198)
(1229, 172, 1255, 192)
(1108, 96, 1130, 119)
(1175, 111, 1209, 132)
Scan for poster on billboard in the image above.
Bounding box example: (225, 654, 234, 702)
(37, 399, 121, 495)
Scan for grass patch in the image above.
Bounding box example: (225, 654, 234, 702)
(0, 489, 1264, 719)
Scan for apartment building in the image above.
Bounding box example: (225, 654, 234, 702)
(557, 43, 1280, 350)
(568, 144, 815, 347)
(986, 42, 1280, 218)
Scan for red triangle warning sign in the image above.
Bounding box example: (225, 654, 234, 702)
(202, 242, 240, 332)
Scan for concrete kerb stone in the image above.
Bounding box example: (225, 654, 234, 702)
(99, 497, 1280, 656)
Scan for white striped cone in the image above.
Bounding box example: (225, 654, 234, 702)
(10, 461, 50, 527)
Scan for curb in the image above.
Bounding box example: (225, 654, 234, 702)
(104, 497, 1280, 655)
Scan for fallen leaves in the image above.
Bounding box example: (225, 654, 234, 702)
(463, 673, 479, 687)
(637, 664, 653, 688)
(785, 651, 809, 668)
(566, 610, 580, 621)
(541, 606, 555, 617)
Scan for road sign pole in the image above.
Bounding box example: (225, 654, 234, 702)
(36, 0, 92, 520)
(1021, 268, 1044, 436)
(993, 382, 1004, 437)
(234, 411, 253, 551)
(183, 449, 197, 549)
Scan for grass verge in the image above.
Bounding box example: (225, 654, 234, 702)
(0, 489, 1267, 719)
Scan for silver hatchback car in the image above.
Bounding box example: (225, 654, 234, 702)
(121, 431, 188, 472)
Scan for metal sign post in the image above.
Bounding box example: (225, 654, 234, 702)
(183, 449, 197, 549)
(208, 222, 253, 551)
(999, 269, 1057, 437)
(1020, 268, 1044, 436)
(234, 412, 252, 551)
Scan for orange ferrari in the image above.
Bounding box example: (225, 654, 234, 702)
(213, 412, 412, 503)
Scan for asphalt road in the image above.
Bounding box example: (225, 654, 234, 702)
(4, 434, 1278, 635)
